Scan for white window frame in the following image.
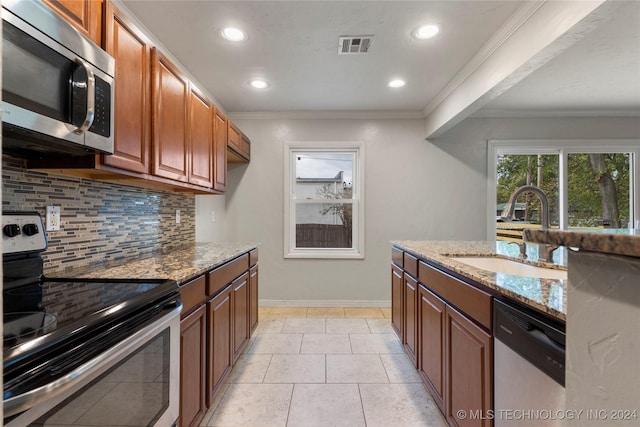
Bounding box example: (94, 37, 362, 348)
(487, 140, 639, 241)
(284, 141, 365, 259)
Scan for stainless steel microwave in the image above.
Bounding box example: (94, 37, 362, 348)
(1, 0, 115, 156)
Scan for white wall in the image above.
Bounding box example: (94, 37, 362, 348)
(197, 117, 487, 304)
(195, 116, 640, 304)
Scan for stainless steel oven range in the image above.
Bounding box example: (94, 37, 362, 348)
(2, 212, 182, 426)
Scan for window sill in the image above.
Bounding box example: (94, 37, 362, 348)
(285, 250, 364, 260)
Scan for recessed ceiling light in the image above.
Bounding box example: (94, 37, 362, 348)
(221, 27, 246, 41)
(413, 24, 440, 40)
(249, 79, 269, 89)
(388, 79, 405, 88)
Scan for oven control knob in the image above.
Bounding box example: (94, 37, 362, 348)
(23, 223, 40, 236)
(3, 224, 21, 238)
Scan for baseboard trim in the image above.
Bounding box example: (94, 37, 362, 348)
(259, 299, 391, 308)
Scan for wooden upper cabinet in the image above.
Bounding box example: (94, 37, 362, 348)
(188, 87, 213, 187)
(43, 0, 103, 46)
(227, 121, 250, 163)
(102, 2, 151, 174)
(152, 48, 189, 183)
(213, 108, 228, 192)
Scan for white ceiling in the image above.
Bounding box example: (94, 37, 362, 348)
(121, 0, 640, 118)
(478, 0, 640, 117)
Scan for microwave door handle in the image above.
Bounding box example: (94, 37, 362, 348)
(73, 59, 96, 135)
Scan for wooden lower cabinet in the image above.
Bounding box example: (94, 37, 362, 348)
(177, 250, 258, 425)
(418, 285, 446, 414)
(249, 265, 259, 334)
(180, 305, 207, 427)
(446, 306, 493, 427)
(232, 273, 249, 363)
(391, 264, 403, 338)
(403, 273, 418, 366)
(392, 248, 494, 427)
(207, 285, 233, 406)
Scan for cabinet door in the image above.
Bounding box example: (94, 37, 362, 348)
(403, 273, 418, 367)
(43, 0, 102, 46)
(227, 122, 242, 155)
(249, 265, 259, 334)
(207, 286, 232, 406)
(213, 108, 228, 192)
(232, 273, 249, 363)
(240, 134, 251, 160)
(180, 304, 206, 427)
(188, 87, 213, 187)
(391, 264, 403, 338)
(102, 2, 151, 174)
(419, 285, 446, 413)
(446, 306, 493, 427)
(227, 121, 250, 163)
(152, 48, 189, 182)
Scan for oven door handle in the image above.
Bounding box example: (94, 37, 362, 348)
(3, 305, 181, 419)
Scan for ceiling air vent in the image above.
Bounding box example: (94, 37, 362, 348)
(338, 36, 374, 54)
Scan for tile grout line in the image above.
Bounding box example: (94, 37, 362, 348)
(261, 354, 274, 383)
(357, 383, 369, 427)
(378, 353, 392, 384)
(285, 382, 296, 427)
(324, 353, 328, 384)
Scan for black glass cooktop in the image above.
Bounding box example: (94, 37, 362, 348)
(3, 277, 177, 352)
(3, 277, 180, 398)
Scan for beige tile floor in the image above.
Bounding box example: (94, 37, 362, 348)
(201, 307, 447, 427)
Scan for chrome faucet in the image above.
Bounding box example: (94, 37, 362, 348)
(501, 185, 558, 262)
(508, 241, 528, 259)
(501, 185, 550, 229)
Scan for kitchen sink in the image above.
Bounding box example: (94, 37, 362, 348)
(451, 256, 567, 280)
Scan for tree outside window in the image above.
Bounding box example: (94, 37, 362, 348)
(497, 152, 632, 230)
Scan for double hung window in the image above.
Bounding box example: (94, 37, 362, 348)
(284, 142, 364, 258)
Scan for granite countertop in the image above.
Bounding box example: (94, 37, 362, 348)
(392, 240, 567, 322)
(46, 242, 259, 285)
(524, 228, 640, 258)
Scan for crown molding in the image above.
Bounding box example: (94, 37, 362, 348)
(472, 109, 640, 118)
(228, 110, 425, 121)
(422, 1, 546, 117)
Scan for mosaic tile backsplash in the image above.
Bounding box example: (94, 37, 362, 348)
(2, 156, 196, 273)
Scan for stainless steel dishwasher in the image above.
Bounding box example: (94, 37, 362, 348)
(493, 299, 566, 427)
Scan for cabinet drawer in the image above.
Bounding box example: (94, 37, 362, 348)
(180, 275, 206, 317)
(419, 261, 492, 331)
(249, 248, 258, 267)
(392, 247, 403, 268)
(403, 252, 418, 278)
(208, 254, 249, 296)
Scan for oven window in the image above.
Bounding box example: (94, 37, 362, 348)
(30, 328, 170, 426)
